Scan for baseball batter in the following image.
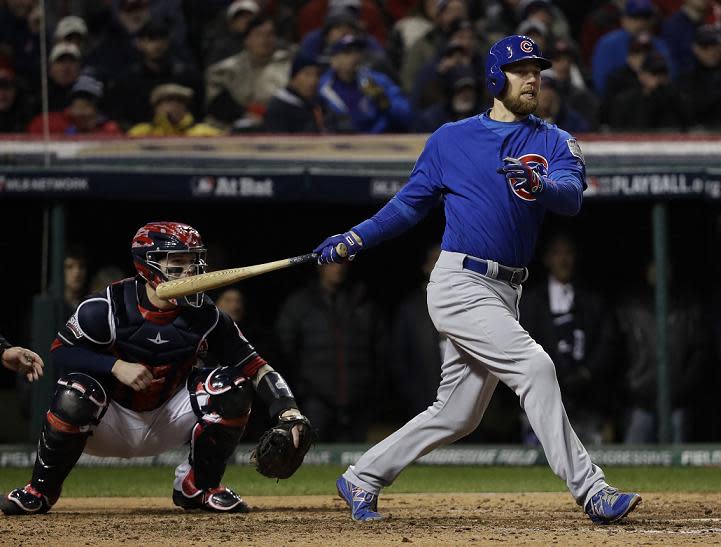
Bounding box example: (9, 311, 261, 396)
(1, 222, 312, 516)
(315, 35, 641, 524)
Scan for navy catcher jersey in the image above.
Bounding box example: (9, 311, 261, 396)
(53, 277, 267, 411)
(397, 112, 586, 267)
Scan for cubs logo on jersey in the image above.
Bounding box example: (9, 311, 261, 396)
(507, 153, 549, 202)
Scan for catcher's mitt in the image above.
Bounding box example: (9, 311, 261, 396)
(251, 413, 314, 479)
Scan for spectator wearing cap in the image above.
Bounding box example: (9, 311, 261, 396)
(128, 83, 221, 137)
(592, 0, 676, 96)
(296, 0, 388, 47)
(400, 0, 468, 94)
(0, 0, 42, 83)
(387, 0, 436, 71)
(608, 51, 689, 131)
(205, 16, 292, 131)
(535, 75, 591, 134)
(680, 25, 721, 127)
(41, 42, 83, 113)
(545, 38, 599, 127)
(600, 31, 654, 124)
(410, 18, 483, 111)
(411, 64, 483, 132)
(27, 74, 122, 135)
(477, 0, 524, 44)
(264, 53, 323, 133)
(298, 6, 388, 70)
(0, 61, 32, 133)
(85, 0, 149, 80)
(205, 0, 260, 66)
(662, 0, 713, 74)
(517, 0, 572, 40)
(108, 18, 203, 130)
(319, 35, 410, 133)
(53, 15, 89, 52)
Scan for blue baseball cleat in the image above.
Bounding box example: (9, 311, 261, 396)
(585, 486, 641, 524)
(336, 476, 384, 522)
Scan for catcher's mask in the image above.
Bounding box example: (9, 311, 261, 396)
(131, 221, 207, 307)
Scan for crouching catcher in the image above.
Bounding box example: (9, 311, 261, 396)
(0, 221, 312, 516)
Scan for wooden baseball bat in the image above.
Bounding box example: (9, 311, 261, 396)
(155, 243, 348, 300)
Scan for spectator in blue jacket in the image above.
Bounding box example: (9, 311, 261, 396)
(592, 0, 675, 96)
(319, 35, 411, 133)
(661, 0, 712, 75)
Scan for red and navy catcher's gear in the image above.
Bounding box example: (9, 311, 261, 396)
(485, 35, 552, 96)
(131, 221, 207, 307)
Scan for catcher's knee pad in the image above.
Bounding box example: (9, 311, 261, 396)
(189, 367, 252, 427)
(49, 373, 108, 432)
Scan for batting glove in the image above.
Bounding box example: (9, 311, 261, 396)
(497, 156, 545, 194)
(313, 231, 363, 264)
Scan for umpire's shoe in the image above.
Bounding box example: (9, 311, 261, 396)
(172, 486, 250, 513)
(0, 484, 57, 516)
(336, 476, 383, 522)
(585, 486, 641, 524)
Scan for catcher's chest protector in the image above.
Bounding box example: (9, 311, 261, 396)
(109, 279, 218, 411)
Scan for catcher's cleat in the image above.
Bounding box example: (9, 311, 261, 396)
(0, 484, 57, 516)
(585, 486, 641, 524)
(172, 486, 250, 513)
(336, 476, 383, 522)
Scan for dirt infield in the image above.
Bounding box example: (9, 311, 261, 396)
(2, 492, 720, 546)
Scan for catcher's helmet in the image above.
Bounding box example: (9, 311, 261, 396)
(485, 35, 552, 96)
(131, 221, 207, 307)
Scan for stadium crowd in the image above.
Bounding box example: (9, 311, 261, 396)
(1, 0, 721, 135)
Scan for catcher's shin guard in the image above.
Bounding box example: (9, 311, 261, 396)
(2, 373, 107, 515)
(187, 367, 252, 490)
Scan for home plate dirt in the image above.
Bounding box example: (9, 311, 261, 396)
(1, 492, 719, 546)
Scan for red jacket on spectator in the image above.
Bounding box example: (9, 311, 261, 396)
(27, 110, 122, 136)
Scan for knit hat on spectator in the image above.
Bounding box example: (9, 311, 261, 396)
(695, 25, 721, 47)
(150, 83, 194, 105)
(137, 18, 170, 39)
(641, 52, 669, 74)
(548, 38, 575, 59)
(54, 16, 88, 41)
(324, 6, 360, 30)
(624, 0, 655, 17)
(227, 0, 259, 19)
(329, 34, 367, 56)
(444, 64, 477, 92)
(290, 53, 319, 78)
(70, 74, 104, 102)
(50, 43, 82, 63)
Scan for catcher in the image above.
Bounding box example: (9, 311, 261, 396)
(0, 221, 313, 516)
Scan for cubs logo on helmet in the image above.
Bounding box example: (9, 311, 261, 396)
(485, 35, 552, 96)
(508, 154, 549, 202)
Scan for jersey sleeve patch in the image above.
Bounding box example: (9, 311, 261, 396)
(567, 138, 585, 164)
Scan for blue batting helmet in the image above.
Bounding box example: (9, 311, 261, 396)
(485, 35, 552, 96)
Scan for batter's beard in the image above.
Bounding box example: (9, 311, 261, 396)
(502, 93, 538, 116)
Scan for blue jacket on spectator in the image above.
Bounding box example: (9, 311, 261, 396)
(592, 28, 675, 95)
(661, 9, 703, 75)
(319, 67, 410, 133)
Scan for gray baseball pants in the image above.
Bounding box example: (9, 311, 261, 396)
(344, 251, 608, 507)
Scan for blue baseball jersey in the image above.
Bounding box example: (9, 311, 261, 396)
(361, 112, 586, 268)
